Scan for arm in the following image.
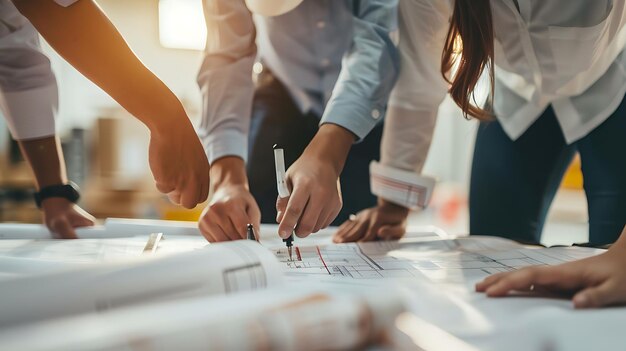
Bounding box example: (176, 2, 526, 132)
(477, 225, 626, 308)
(18, 137, 95, 238)
(277, 0, 401, 239)
(196, 0, 260, 241)
(0, 3, 93, 238)
(334, 0, 451, 243)
(12, 0, 209, 208)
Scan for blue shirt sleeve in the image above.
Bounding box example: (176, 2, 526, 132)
(320, 0, 400, 141)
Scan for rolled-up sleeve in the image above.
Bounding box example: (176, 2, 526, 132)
(371, 0, 451, 209)
(320, 0, 400, 141)
(197, 0, 256, 164)
(0, 2, 58, 140)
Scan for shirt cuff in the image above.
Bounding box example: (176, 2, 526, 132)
(199, 129, 248, 164)
(0, 84, 58, 140)
(320, 98, 384, 142)
(54, 0, 80, 7)
(370, 161, 436, 209)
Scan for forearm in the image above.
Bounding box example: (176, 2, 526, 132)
(210, 156, 249, 190)
(305, 124, 355, 175)
(13, 0, 186, 134)
(17, 136, 66, 190)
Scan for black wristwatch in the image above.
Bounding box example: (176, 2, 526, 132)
(34, 182, 81, 208)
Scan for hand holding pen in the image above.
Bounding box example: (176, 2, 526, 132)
(274, 124, 352, 242)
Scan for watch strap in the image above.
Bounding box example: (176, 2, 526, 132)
(34, 182, 80, 208)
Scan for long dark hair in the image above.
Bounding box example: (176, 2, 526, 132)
(441, 0, 494, 120)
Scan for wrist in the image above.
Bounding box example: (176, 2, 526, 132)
(378, 198, 410, 216)
(307, 124, 355, 175)
(146, 103, 189, 138)
(210, 156, 249, 190)
(35, 182, 80, 209)
(41, 197, 74, 210)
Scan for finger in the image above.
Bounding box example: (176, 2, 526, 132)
(227, 207, 252, 241)
(276, 196, 289, 223)
(167, 191, 181, 206)
(377, 225, 405, 241)
(198, 173, 210, 204)
(156, 181, 176, 194)
(359, 221, 381, 242)
(313, 207, 334, 234)
(278, 190, 309, 239)
(573, 281, 619, 309)
(295, 196, 323, 238)
(340, 218, 369, 243)
(333, 218, 357, 243)
(484, 268, 542, 297)
(179, 180, 200, 209)
(324, 205, 342, 229)
(199, 217, 230, 243)
(475, 272, 508, 292)
(50, 219, 77, 239)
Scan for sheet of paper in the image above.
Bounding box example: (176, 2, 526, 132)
(273, 236, 528, 282)
(0, 285, 405, 351)
(0, 237, 148, 263)
(0, 218, 201, 239)
(272, 233, 606, 311)
(0, 235, 211, 280)
(0, 241, 283, 328)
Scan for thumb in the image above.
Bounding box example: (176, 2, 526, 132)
(573, 281, 617, 309)
(50, 218, 78, 239)
(275, 196, 289, 223)
(71, 215, 95, 228)
(69, 210, 96, 228)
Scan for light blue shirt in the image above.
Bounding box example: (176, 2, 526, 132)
(197, 0, 399, 163)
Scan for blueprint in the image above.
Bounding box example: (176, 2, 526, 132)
(274, 236, 602, 284)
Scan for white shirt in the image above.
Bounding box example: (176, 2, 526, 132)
(0, 0, 78, 140)
(372, 0, 626, 209)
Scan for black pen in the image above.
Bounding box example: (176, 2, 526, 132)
(246, 223, 256, 241)
(273, 144, 294, 261)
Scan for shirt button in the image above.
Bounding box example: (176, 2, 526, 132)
(253, 62, 263, 74)
(316, 21, 326, 29)
(371, 109, 381, 119)
(320, 58, 330, 67)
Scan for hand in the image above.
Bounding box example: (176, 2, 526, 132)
(41, 198, 96, 239)
(333, 199, 409, 243)
(276, 125, 354, 239)
(149, 120, 210, 209)
(476, 229, 626, 308)
(198, 157, 261, 242)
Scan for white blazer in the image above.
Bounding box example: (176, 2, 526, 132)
(372, 0, 626, 209)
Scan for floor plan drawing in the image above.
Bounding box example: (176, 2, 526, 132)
(274, 237, 602, 284)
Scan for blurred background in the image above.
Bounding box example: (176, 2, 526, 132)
(0, 0, 588, 245)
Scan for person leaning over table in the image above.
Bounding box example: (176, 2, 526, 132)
(2, 0, 210, 238)
(196, 0, 399, 242)
(333, 0, 626, 307)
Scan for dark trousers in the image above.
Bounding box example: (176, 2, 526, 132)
(469, 96, 626, 245)
(247, 72, 382, 225)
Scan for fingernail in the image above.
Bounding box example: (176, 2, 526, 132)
(279, 229, 289, 239)
(573, 294, 589, 308)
